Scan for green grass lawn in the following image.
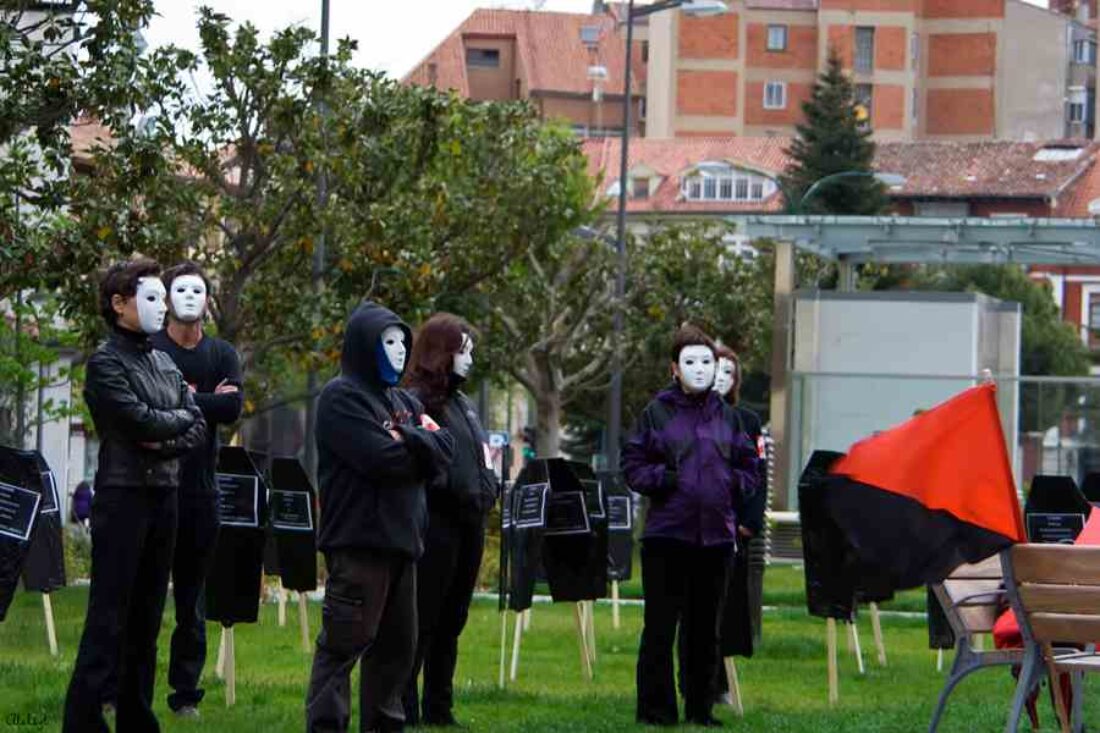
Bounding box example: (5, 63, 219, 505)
(0, 575, 1094, 732)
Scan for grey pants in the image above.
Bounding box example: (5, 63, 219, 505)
(306, 550, 417, 733)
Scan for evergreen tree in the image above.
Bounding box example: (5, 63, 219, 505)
(780, 49, 888, 215)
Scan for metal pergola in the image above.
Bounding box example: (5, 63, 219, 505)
(741, 215, 1100, 510)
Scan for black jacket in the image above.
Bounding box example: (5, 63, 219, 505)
(84, 328, 207, 489)
(732, 405, 767, 535)
(411, 387, 497, 524)
(316, 302, 455, 559)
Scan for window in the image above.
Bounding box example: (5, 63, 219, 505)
(632, 177, 650, 199)
(911, 87, 919, 123)
(466, 48, 500, 68)
(1068, 88, 1089, 125)
(1089, 294, 1100, 348)
(767, 25, 788, 51)
(764, 81, 787, 110)
(1070, 101, 1086, 123)
(642, 41, 650, 64)
(1073, 39, 1096, 64)
(855, 83, 873, 128)
(855, 27, 875, 73)
(910, 32, 920, 69)
(680, 164, 777, 203)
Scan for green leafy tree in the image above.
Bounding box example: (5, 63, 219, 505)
(780, 50, 887, 215)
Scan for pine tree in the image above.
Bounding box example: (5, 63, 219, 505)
(780, 49, 888, 215)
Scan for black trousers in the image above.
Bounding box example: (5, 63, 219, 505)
(167, 491, 220, 711)
(403, 512, 486, 725)
(63, 485, 178, 733)
(637, 537, 731, 726)
(306, 549, 417, 733)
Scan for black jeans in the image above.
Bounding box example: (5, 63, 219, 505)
(167, 490, 220, 711)
(63, 485, 178, 733)
(306, 549, 417, 733)
(637, 537, 731, 726)
(403, 512, 486, 725)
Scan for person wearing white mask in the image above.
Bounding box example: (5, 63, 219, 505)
(64, 259, 206, 733)
(401, 314, 498, 727)
(622, 325, 759, 728)
(150, 261, 243, 718)
(307, 301, 454, 733)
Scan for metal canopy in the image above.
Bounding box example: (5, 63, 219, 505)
(743, 215, 1100, 265)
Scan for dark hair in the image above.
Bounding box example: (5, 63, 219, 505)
(669, 323, 716, 363)
(162, 260, 211, 295)
(404, 313, 475, 413)
(99, 258, 161, 326)
(715, 344, 741, 406)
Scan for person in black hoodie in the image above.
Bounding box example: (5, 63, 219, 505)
(306, 302, 454, 733)
(151, 261, 243, 717)
(63, 259, 207, 733)
(401, 313, 497, 727)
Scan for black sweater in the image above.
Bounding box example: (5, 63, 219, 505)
(150, 330, 243, 495)
(316, 302, 455, 559)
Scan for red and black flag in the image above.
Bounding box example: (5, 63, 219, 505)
(823, 383, 1025, 589)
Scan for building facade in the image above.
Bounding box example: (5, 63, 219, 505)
(645, 0, 1096, 141)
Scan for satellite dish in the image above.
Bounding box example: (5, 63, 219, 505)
(1088, 198, 1100, 216)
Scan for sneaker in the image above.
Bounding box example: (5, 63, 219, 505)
(173, 705, 201, 719)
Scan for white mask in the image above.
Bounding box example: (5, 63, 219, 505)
(453, 334, 474, 379)
(714, 357, 735, 397)
(136, 277, 168, 334)
(381, 325, 407, 374)
(169, 274, 207, 323)
(676, 345, 716, 394)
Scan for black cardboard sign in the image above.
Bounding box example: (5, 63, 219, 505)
(607, 495, 632, 531)
(270, 490, 313, 532)
(215, 473, 260, 528)
(544, 492, 590, 536)
(514, 483, 548, 529)
(0, 482, 39, 542)
(1026, 513, 1086, 545)
(38, 472, 59, 515)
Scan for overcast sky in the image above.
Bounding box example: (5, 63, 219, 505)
(145, 0, 1049, 81)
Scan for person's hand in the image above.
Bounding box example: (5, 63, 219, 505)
(389, 429, 404, 442)
(187, 383, 197, 393)
(737, 525, 755, 538)
(214, 379, 239, 395)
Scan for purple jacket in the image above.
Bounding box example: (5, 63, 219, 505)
(623, 386, 759, 547)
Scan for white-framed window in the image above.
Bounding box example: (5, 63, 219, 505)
(767, 24, 788, 52)
(1073, 39, 1096, 64)
(911, 86, 919, 123)
(910, 31, 920, 69)
(764, 81, 787, 110)
(1068, 87, 1089, 124)
(1070, 101, 1086, 123)
(855, 26, 875, 73)
(680, 163, 778, 203)
(632, 176, 650, 200)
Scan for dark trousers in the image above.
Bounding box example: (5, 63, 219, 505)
(167, 491, 220, 711)
(637, 537, 731, 726)
(306, 549, 417, 733)
(63, 486, 178, 733)
(403, 512, 486, 725)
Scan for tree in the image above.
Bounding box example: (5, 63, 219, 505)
(780, 49, 888, 215)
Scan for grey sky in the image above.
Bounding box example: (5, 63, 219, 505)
(145, 0, 1049, 81)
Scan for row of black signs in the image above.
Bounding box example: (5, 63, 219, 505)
(501, 481, 632, 533)
(0, 471, 60, 543)
(214, 473, 313, 532)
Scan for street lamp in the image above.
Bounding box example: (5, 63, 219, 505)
(606, 0, 729, 474)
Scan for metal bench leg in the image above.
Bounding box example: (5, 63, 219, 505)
(1070, 670, 1084, 733)
(1005, 648, 1043, 733)
(930, 645, 973, 733)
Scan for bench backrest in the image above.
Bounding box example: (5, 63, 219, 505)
(933, 554, 1005, 636)
(1006, 544, 1100, 646)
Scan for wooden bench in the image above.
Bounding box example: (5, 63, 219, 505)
(928, 554, 1024, 732)
(1003, 544, 1100, 733)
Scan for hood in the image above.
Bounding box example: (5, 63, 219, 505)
(340, 301, 412, 388)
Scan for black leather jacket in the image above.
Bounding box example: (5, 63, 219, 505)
(84, 328, 207, 489)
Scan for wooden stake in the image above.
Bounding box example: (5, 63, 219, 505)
(936, 648, 944, 672)
(724, 657, 744, 717)
(42, 593, 58, 656)
(972, 633, 984, 651)
(498, 611, 509, 689)
(277, 578, 287, 627)
(215, 627, 227, 679)
(826, 619, 839, 706)
(523, 607, 531, 632)
(611, 581, 621, 630)
(848, 621, 865, 675)
(585, 600, 597, 664)
(509, 610, 523, 682)
(573, 603, 593, 680)
(869, 602, 887, 667)
(225, 626, 236, 707)
(298, 593, 311, 653)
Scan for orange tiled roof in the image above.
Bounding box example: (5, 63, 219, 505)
(583, 136, 793, 213)
(404, 8, 643, 99)
(69, 116, 113, 163)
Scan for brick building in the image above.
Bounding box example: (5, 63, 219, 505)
(404, 7, 645, 138)
(645, 0, 1096, 141)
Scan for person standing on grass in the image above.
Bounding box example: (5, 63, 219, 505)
(306, 301, 454, 733)
(623, 324, 759, 728)
(151, 261, 243, 719)
(63, 258, 207, 733)
(401, 314, 498, 727)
